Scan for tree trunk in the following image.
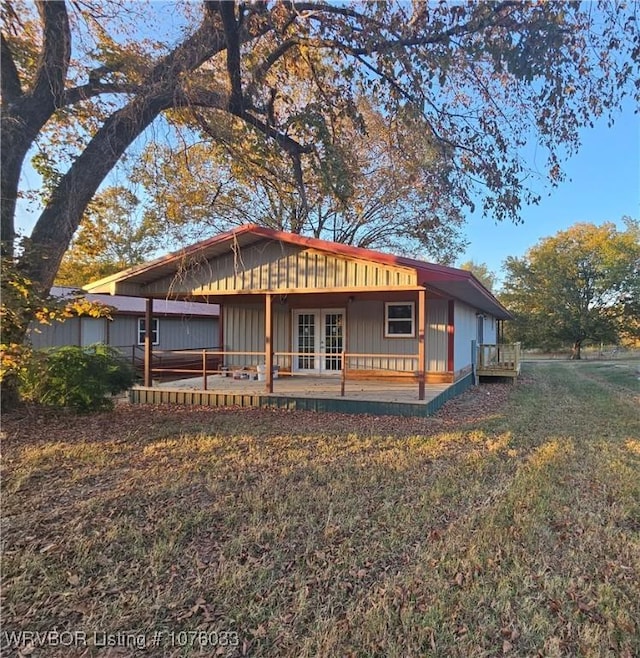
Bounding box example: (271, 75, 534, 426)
(19, 94, 171, 296)
(570, 340, 582, 360)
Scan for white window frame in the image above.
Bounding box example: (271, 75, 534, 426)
(137, 317, 159, 345)
(384, 302, 415, 338)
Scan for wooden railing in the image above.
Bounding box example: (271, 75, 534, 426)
(476, 343, 521, 378)
(134, 348, 425, 397)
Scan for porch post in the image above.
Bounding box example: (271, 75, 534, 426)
(144, 297, 153, 388)
(265, 293, 273, 394)
(417, 288, 426, 401)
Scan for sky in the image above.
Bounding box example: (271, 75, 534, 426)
(457, 97, 640, 284)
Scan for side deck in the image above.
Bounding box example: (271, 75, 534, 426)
(476, 343, 521, 381)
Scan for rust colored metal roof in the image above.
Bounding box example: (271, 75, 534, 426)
(83, 224, 511, 319)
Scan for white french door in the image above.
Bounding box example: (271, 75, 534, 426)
(293, 309, 345, 374)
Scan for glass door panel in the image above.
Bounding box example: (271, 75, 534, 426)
(323, 312, 343, 372)
(297, 313, 317, 370)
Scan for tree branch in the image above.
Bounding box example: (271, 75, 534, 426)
(0, 33, 22, 101)
(31, 0, 71, 105)
(217, 1, 244, 115)
(63, 81, 142, 105)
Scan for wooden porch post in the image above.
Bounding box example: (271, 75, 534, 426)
(265, 293, 273, 394)
(418, 288, 426, 401)
(144, 297, 153, 388)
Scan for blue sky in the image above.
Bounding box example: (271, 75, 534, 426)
(457, 97, 640, 283)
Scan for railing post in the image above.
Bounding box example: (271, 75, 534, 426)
(341, 351, 346, 397)
(265, 294, 273, 394)
(417, 289, 426, 400)
(202, 349, 207, 390)
(144, 298, 153, 388)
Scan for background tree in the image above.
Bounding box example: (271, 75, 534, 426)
(458, 260, 497, 292)
(2, 0, 638, 342)
(500, 220, 640, 358)
(135, 100, 468, 262)
(55, 186, 161, 285)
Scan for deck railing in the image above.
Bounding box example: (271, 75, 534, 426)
(136, 348, 424, 397)
(476, 343, 521, 378)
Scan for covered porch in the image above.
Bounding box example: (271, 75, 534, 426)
(85, 225, 513, 416)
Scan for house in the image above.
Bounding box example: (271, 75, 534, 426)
(84, 225, 513, 414)
(31, 286, 220, 364)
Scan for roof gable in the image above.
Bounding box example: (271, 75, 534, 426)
(84, 225, 511, 319)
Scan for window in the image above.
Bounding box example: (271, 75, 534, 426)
(476, 314, 484, 344)
(137, 318, 159, 345)
(384, 302, 415, 337)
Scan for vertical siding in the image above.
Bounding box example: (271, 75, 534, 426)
(454, 302, 478, 370)
(32, 315, 218, 354)
(109, 316, 138, 351)
(154, 317, 219, 350)
(484, 315, 497, 344)
(223, 303, 288, 367)
(29, 318, 80, 349)
(221, 299, 450, 374)
(426, 299, 448, 372)
(147, 241, 418, 295)
(348, 300, 418, 371)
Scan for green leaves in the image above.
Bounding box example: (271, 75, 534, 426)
(18, 344, 135, 412)
(501, 220, 640, 354)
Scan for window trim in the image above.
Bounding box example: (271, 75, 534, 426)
(384, 302, 415, 338)
(137, 317, 159, 346)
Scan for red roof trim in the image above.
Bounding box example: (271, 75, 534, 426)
(84, 224, 510, 318)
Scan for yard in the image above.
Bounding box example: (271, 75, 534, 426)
(2, 361, 639, 657)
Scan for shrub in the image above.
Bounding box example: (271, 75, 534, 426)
(19, 344, 135, 412)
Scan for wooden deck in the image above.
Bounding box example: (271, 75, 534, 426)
(476, 343, 521, 381)
(129, 373, 475, 417)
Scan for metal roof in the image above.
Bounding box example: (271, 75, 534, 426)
(52, 286, 219, 317)
(83, 225, 512, 320)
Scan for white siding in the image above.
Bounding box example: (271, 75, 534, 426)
(483, 315, 497, 344)
(426, 299, 448, 373)
(454, 301, 478, 371)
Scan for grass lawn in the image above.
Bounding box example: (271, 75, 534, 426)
(2, 362, 639, 657)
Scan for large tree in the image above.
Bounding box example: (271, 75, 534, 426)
(500, 220, 640, 358)
(55, 186, 161, 285)
(134, 100, 468, 261)
(2, 0, 638, 326)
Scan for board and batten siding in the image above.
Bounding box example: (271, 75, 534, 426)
(452, 303, 498, 372)
(30, 317, 81, 349)
(454, 301, 480, 371)
(30, 315, 218, 353)
(222, 298, 448, 374)
(426, 299, 448, 373)
(348, 300, 417, 371)
(144, 241, 418, 296)
(223, 304, 289, 368)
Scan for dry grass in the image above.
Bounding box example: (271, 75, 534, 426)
(2, 363, 639, 657)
